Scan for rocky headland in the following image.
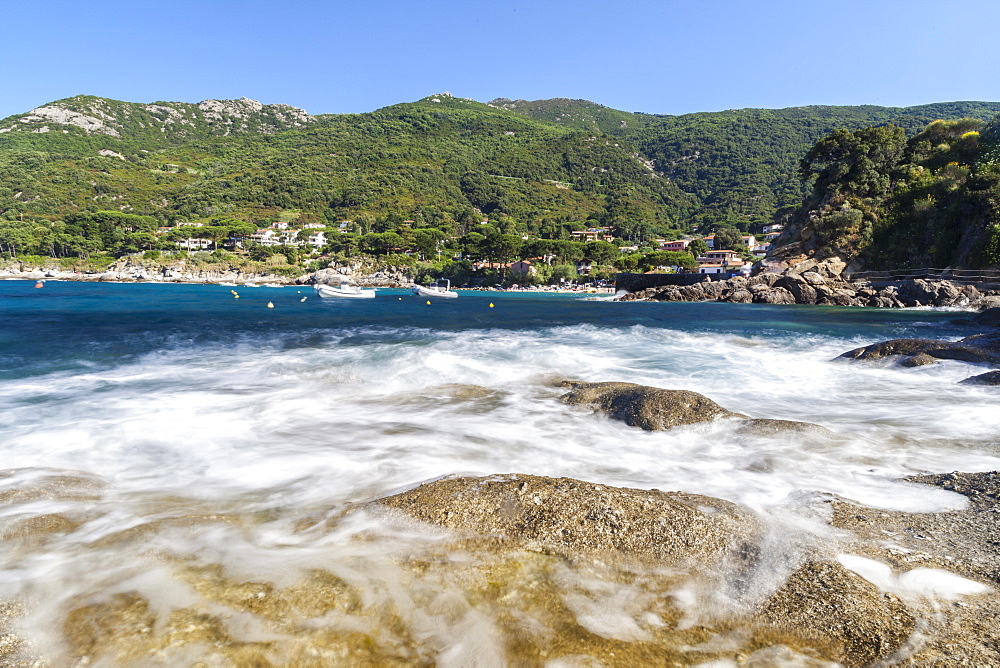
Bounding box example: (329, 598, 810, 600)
(618, 258, 1000, 309)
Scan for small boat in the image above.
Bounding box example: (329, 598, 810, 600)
(262, 282, 284, 288)
(412, 279, 458, 299)
(219, 282, 238, 286)
(314, 282, 376, 299)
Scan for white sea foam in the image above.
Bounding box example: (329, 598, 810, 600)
(2, 315, 999, 659)
(2, 324, 998, 512)
(838, 554, 992, 600)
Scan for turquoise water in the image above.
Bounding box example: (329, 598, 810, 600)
(0, 279, 975, 380)
(1, 279, 998, 660)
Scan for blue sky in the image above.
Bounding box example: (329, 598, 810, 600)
(2, 0, 997, 120)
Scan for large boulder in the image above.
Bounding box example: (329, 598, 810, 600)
(723, 288, 753, 303)
(558, 381, 739, 430)
(375, 473, 761, 566)
(558, 381, 837, 438)
(816, 286, 864, 306)
(752, 286, 797, 304)
(779, 274, 819, 304)
(895, 278, 978, 307)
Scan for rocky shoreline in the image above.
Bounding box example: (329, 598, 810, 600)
(0, 259, 412, 288)
(2, 391, 997, 665)
(359, 374, 1000, 665)
(618, 259, 1000, 310)
(366, 312, 1000, 664)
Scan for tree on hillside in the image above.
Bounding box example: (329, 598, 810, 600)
(459, 231, 486, 260)
(712, 227, 744, 251)
(687, 238, 708, 257)
(639, 250, 697, 271)
(798, 125, 908, 201)
(521, 238, 554, 262)
(413, 228, 446, 259)
(584, 239, 620, 264)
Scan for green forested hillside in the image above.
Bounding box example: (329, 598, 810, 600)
(1, 92, 999, 267)
(770, 115, 1000, 270)
(0, 94, 694, 243)
(498, 99, 1000, 229)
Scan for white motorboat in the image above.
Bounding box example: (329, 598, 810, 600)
(412, 279, 458, 299)
(262, 282, 284, 288)
(314, 282, 377, 299)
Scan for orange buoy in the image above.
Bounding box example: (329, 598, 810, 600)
(34, 281, 44, 288)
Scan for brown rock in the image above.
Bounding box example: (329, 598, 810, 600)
(559, 381, 738, 430)
(736, 418, 839, 438)
(724, 288, 753, 303)
(753, 287, 796, 304)
(971, 296, 1000, 311)
(757, 560, 914, 667)
(374, 473, 761, 566)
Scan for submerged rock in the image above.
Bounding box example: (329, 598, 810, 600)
(837, 335, 1000, 368)
(973, 306, 1000, 327)
(959, 370, 1000, 385)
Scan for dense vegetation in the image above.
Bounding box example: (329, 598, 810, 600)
(772, 115, 1000, 270)
(494, 99, 1000, 230)
(1, 92, 999, 278)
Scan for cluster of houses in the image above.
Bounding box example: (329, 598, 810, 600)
(649, 223, 783, 276)
(247, 221, 328, 248)
(156, 220, 344, 251)
(156, 217, 783, 278)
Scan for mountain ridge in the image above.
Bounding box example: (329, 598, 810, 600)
(1, 93, 998, 255)
(0, 94, 314, 145)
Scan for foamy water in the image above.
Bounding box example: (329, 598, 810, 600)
(1, 282, 997, 662)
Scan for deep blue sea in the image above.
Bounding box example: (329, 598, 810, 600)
(1, 279, 998, 661)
